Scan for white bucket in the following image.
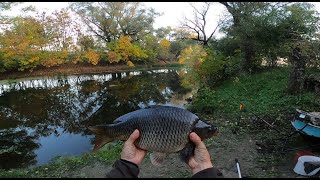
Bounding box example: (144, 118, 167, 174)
(293, 155, 320, 176)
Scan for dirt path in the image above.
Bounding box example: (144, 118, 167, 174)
(61, 125, 299, 178)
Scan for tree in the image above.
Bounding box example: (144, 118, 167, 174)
(155, 26, 174, 40)
(218, 2, 319, 92)
(69, 2, 160, 45)
(77, 34, 95, 52)
(168, 28, 197, 60)
(45, 8, 78, 52)
(139, 34, 158, 62)
(107, 35, 148, 66)
(0, 16, 47, 71)
(180, 2, 220, 46)
(218, 2, 273, 72)
(278, 3, 320, 95)
(157, 39, 171, 61)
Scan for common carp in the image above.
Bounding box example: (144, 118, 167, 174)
(88, 105, 218, 166)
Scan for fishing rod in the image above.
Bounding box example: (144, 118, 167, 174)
(235, 158, 242, 178)
(239, 103, 282, 134)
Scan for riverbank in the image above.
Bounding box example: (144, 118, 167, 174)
(0, 61, 181, 81)
(0, 114, 306, 178)
(0, 66, 319, 178)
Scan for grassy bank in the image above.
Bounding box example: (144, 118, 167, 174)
(189, 66, 320, 177)
(0, 142, 124, 178)
(0, 66, 319, 178)
(190, 67, 319, 118)
(190, 66, 319, 148)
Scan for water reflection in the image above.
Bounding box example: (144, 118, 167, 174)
(0, 68, 191, 170)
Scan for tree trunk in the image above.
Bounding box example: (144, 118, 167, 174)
(241, 36, 256, 72)
(219, 2, 256, 73)
(287, 44, 306, 95)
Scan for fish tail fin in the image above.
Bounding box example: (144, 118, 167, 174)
(88, 126, 113, 152)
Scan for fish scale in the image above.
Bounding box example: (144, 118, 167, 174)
(88, 105, 219, 166)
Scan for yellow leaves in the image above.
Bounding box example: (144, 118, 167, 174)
(127, 60, 135, 67)
(131, 45, 148, 59)
(118, 35, 132, 50)
(178, 46, 193, 64)
(0, 16, 50, 71)
(41, 58, 61, 67)
(178, 45, 207, 68)
(72, 54, 82, 64)
(107, 51, 120, 63)
(41, 52, 66, 67)
(158, 39, 171, 61)
(61, 49, 68, 59)
(159, 39, 170, 49)
(17, 42, 29, 51)
(189, 33, 198, 39)
(29, 57, 40, 63)
(70, 49, 100, 65)
(107, 35, 148, 65)
(84, 49, 100, 65)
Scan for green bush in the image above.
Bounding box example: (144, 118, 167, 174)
(196, 49, 241, 87)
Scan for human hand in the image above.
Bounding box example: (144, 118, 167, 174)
(121, 129, 147, 166)
(187, 132, 213, 175)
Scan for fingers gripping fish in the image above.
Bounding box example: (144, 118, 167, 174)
(88, 105, 219, 166)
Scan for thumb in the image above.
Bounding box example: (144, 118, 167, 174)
(127, 129, 140, 143)
(189, 132, 206, 148)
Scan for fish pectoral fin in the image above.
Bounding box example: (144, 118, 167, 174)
(179, 142, 195, 164)
(150, 152, 167, 166)
(92, 135, 112, 152)
(88, 126, 113, 152)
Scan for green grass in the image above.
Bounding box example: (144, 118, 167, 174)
(190, 67, 319, 118)
(189, 67, 320, 178)
(189, 66, 319, 148)
(0, 141, 123, 178)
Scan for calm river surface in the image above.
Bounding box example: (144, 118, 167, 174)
(0, 68, 192, 170)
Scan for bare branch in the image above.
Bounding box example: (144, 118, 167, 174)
(179, 2, 217, 46)
(207, 21, 222, 41)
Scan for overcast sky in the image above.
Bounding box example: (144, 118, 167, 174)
(5, 2, 224, 28)
(4, 2, 320, 39)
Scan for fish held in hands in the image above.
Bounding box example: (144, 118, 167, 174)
(88, 105, 219, 166)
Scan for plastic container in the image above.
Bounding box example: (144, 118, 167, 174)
(293, 155, 320, 176)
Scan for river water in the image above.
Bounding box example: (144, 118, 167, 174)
(0, 68, 192, 170)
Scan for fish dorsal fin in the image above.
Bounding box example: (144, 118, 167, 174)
(150, 152, 167, 166)
(146, 105, 164, 109)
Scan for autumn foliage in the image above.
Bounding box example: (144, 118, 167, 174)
(0, 17, 45, 71)
(107, 36, 148, 65)
(0, 3, 189, 73)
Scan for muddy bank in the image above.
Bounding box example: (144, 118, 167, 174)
(0, 61, 178, 80)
